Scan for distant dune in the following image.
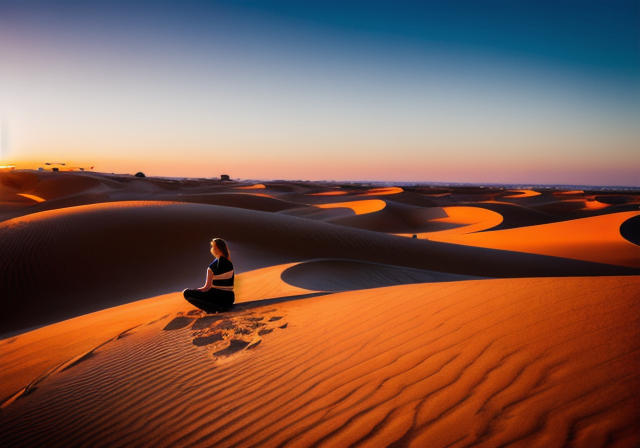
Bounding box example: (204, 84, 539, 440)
(1, 171, 639, 447)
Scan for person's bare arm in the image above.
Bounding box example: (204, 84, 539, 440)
(197, 268, 214, 292)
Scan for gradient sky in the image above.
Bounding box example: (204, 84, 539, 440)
(1, 0, 639, 186)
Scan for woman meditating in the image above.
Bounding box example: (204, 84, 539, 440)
(183, 238, 235, 313)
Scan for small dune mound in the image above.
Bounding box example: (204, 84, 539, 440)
(24, 172, 103, 201)
(502, 189, 541, 198)
(0, 171, 40, 190)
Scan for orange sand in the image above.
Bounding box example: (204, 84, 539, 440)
(396, 206, 503, 239)
(316, 199, 386, 215)
(236, 184, 266, 189)
(360, 186, 403, 196)
(430, 211, 640, 268)
(16, 193, 46, 202)
(309, 190, 348, 196)
(1, 277, 638, 447)
(503, 189, 541, 198)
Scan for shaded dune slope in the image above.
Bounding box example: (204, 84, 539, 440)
(1, 277, 638, 447)
(326, 201, 453, 234)
(465, 202, 558, 230)
(280, 259, 483, 291)
(620, 214, 640, 246)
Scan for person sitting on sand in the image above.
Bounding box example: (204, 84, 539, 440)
(183, 238, 235, 313)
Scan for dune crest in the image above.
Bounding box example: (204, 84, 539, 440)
(16, 193, 46, 203)
(396, 206, 503, 239)
(504, 189, 541, 198)
(360, 186, 403, 196)
(309, 190, 348, 196)
(316, 199, 386, 215)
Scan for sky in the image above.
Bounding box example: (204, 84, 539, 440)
(1, 0, 639, 186)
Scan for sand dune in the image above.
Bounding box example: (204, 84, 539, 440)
(429, 211, 640, 268)
(2, 171, 639, 447)
(316, 199, 387, 215)
(396, 206, 503, 239)
(503, 189, 541, 198)
(2, 197, 639, 334)
(236, 184, 266, 189)
(1, 276, 638, 447)
(309, 190, 349, 196)
(360, 186, 404, 196)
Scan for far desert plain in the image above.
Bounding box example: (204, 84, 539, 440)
(1, 169, 639, 448)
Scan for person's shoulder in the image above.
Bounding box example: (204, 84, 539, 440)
(221, 257, 234, 268)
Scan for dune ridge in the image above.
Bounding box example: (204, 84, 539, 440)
(3, 200, 637, 335)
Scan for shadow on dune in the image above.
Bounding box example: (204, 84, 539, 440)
(223, 293, 332, 313)
(279, 259, 484, 291)
(620, 214, 640, 246)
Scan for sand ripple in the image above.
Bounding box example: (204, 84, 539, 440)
(0, 277, 638, 447)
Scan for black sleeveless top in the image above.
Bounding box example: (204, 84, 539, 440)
(208, 257, 234, 291)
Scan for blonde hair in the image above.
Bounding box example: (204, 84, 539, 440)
(212, 238, 231, 260)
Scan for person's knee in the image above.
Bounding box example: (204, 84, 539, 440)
(183, 288, 192, 299)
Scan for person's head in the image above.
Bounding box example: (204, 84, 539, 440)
(210, 238, 231, 260)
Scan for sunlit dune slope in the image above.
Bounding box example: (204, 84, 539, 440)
(360, 186, 404, 196)
(326, 201, 450, 233)
(0, 262, 314, 403)
(316, 199, 386, 215)
(503, 189, 541, 198)
(430, 211, 640, 268)
(1, 276, 638, 447)
(309, 190, 348, 196)
(235, 184, 266, 189)
(3, 201, 638, 335)
(396, 206, 503, 238)
(460, 202, 557, 230)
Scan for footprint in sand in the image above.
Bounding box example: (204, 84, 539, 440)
(182, 309, 288, 360)
(163, 316, 194, 331)
(213, 339, 251, 356)
(192, 332, 224, 347)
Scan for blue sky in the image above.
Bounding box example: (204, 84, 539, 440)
(1, 0, 639, 185)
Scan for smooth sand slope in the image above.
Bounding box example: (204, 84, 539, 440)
(1, 277, 639, 447)
(429, 211, 640, 268)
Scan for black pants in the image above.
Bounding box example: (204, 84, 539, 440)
(183, 288, 235, 313)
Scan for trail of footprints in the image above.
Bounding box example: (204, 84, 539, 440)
(164, 308, 288, 360)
